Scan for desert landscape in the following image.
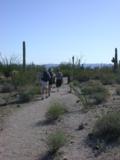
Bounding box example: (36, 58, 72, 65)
(1, 1, 120, 159)
(0, 58, 120, 160)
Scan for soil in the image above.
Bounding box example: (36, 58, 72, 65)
(0, 80, 120, 160)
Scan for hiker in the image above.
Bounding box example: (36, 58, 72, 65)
(56, 68, 63, 91)
(40, 68, 51, 100)
(48, 68, 55, 95)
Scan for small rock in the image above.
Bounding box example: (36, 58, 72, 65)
(70, 140, 74, 144)
(78, 123, 84, 130)
(76, 99, 80, 103)
(17, 104, 21, 108)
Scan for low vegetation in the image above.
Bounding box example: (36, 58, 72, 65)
(2, 55, 120, 159)
(71, 80, 110, 109)
(0, 55, 44, 105)
(92, 111, 120, 143)
(47, 130, 67, 153)
(87, 111, 120, 156)
(46, 102, 67, 121)
(16, 92, 33, 103)
(81, 80, 110, 105)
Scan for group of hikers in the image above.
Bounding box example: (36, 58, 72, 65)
(40, 68, 63, 100)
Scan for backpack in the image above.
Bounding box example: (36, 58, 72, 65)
(49, 71, 53, 79)
(41, 71, 51, 82)
(56, 72, 63, 80)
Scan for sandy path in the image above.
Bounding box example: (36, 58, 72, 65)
(0, 99, 49, 160)
(0, 82, 71, 160)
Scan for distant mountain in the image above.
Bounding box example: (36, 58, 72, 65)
(43, 63, 112, 69)
(82, 63, 112, 68)
(43, 64, 59, 69)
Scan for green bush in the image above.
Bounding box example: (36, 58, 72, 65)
(81, 80, 104, 93)
(100, 74, 115, 85)
(72, 80, 80, 87)
(81, 80, 109, 105)
(92, 93, 107, 104)
(115, 75, 120, 84)
(46, 102, 66, 121)
(92, 112, 120, 143)
(47, 131, 66, 153)
(25, 85, 40, 95)
(74, 70, 90, 82)
(0, 55, 20, 77)
(12, 70, 37, 87)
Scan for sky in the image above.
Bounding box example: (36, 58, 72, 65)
(0, 0, 120, 64)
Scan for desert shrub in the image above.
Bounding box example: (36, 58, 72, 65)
(81, 81, 102, 94)
(74, 70, 90, 82)
(59, 63, 72, 77)
(59, 63, 94, 82)
(12, 70, 36, 87)
(24, 85, 40, 96)
(100, 74, 115, 85)
(46, 102, 66, 121)
(0, 55, 20, 77)
(81, 80, 109, 105)
(68, 80, 87, 107)
(92, 93, 107, 104)
(115, 75, 120, 84)
(17, 91, 33, 103)
(72, 80, 80, 87)
(47, 131, 66, 153)
(92, 112, 120, 143)
(31, 85, 40, 95)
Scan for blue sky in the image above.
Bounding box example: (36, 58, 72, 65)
(0, 0, 120, 64)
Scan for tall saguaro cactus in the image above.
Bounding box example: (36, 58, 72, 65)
(72, 56, 75, 81)
(23, 41, 26, 70)
(111, 48, 118, 72)
(72, 56, 74, 66)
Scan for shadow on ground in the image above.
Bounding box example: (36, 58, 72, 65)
(37, 152, 54, 160)
(34, 119, 56, 127)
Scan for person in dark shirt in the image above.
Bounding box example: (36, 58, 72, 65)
(40, 68, 51, 99)
(48, 68, 56, 93)
(56, 68, 63, 92)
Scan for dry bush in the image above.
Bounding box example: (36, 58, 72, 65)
(47, 131, 67, 153)
(92, 112, 120, 143)
(81, 80, 110, 105)
(46, 102, 67, 121)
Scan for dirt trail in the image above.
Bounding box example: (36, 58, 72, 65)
(1, 80, 120, 160)
(0, 82, 74, 160)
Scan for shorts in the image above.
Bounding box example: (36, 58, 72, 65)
(41, 80, 49, 89)
(49, 79, 53, 85)
(56, 79, 62, 87)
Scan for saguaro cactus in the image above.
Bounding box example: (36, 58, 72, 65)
(111, 48, 118, 72)
(72, 56, 74, 66)
(78, 59, 80, 68)
(23, 41, 26, 70)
